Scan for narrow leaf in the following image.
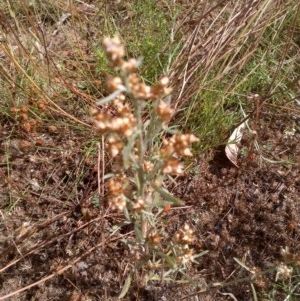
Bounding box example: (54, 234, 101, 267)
(233, 257, 251, 272)
(134, 222, 144, 242)
(250, 283, 258, 301)
(118, 274, 132, 299)
(156, 250, 177, 267)
(151, 184, 184, 205)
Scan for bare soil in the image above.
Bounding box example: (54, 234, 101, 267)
(0, 1, 300, 301)
(1, 101, 299, 301)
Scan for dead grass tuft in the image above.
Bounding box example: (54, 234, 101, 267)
(169, 0, 298, 110)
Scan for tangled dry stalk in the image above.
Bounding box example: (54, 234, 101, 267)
(169, 0, 298, 110)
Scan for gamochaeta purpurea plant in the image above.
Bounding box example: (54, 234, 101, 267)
(90, 36, 205, 296)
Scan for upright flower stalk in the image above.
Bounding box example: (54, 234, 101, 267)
(91, 35, 199, 268)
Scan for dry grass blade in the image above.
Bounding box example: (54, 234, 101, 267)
(0, 2, 97, 126)
(169, 0, 295, 110)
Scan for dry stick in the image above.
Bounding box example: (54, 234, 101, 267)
(0, 210, 71, 264)
(0, 235, 122, 300)
(97, 140, 105, 199)
(102, 136, 105, 198)
(97, 142, 102, 198)
(0, 210, 23, 258)
(97, 136, 105, 199)
(0, 172, 67, 261)
(0, 214, 104, 273)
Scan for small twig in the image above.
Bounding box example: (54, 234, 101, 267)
(218, 291, 238, 301)
(0, 235, 122, 300)
(102, 136, 105, 198)
(0, 214, 104, 273)
(0, 210, 71, 264)
(97, 139, 105, 199)
(97, 142, 102, 198)
(0, 210, 23, 258)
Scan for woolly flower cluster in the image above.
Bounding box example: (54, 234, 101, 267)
(102, 35, 172, 100)
(161, 133, 199, 175)
(174, 224, 196, 265)
(107, 173, 127, 211)
(91, 36, 199, 214)
(90, 100, 136, 138)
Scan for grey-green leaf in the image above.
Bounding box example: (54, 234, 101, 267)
(151, 184, 184, 205)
